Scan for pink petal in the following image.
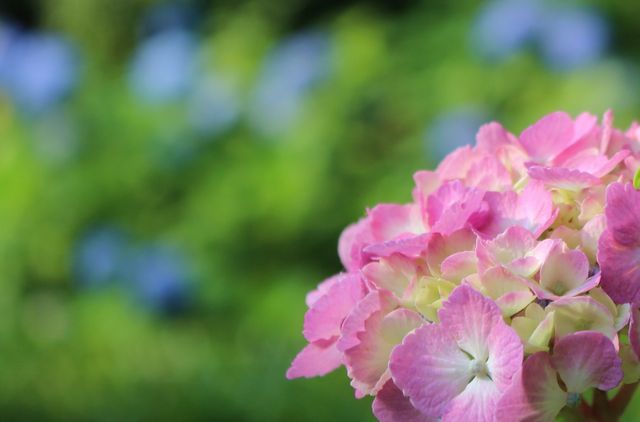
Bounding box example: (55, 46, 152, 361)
(538, 248, 590, 299)
(372, 380, 434, 422)
(475, 226, 539, 276)
(440, 251, 478, 282)
(303, 273, 366, 343)
(369, 203, 426, 242)
(338, 290, 397, 352)
(527, 165, 601, 191)
(442, 378, 501, 422)
(389, 323, 472, 418)
(436, 146, 475, 181)
(364, 233, 432, 259)
(603, 183, 640, 247)
(496, 352, 567, 422)
(476, 121, 517, 153)
(427, 180, 487, 236)
(519, 111, 575, 163)
(598, 230, 640, 305)
(551, 331, 622, 392)
(425, 229, 477, 276)
(345, 308, 424, 396)
(439, 286, 523, 386)
(465, 154, 513, 191)
(339, 217, 374, 272)
(286, 338, 343, 379)
(362, 255, 421, 299)
(480, 181, 557, 238)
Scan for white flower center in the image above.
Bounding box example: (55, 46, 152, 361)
(469, 358, 490, 379)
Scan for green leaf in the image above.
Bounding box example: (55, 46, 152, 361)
(634, 167, 640, 190)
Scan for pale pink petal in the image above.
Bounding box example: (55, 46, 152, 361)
(389, 324, 471, 418)
(345, 308, 424, 396)
(439, 285, 521, 369)
(369, 203, 426, 241)
(519, 111, 575, 163)
(425, 229, 477, 276)
(286, 338, 343, 379)
(362, 255, 422, 299)
(338, 290, 397, 352)
(412, 170, 441, 209)
(465, 154, 513, 191)
(538, 248, 591, 299)
(551, 331, 622, 392)
(372, 380, 434, 422)
(527, 165, 601, 191)
(475, 226, 540, 276)
(480, 181, 557, 238)
(303, 273, 366, 342)
(436, 146, 475, 181)
(364, 233, 432, 259)
(479, 267, 535, 317)
(496, 352, 567, 422)
(443, 378, 501, 422)
(440, 251, 478, 282)
(476, 121, 517, 153)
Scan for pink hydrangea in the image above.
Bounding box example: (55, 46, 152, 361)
(288, 111, 640, 421)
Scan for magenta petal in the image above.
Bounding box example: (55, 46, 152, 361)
(603, 183, 640, 247)
(496, 352, 567, 422)
(552, 331, 622, 393)
(286, 338, 343, 379)
(389, 324, 471, 418)
(427, 180, 487, 236)
(373, 380, 434, 422)
(303, 273, 366, 343)
(598, 230, 640, 305)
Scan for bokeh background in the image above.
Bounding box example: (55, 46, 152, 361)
(1, 0, 640, 420)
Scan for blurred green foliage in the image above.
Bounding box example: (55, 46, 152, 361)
(0, 0, 639, 420)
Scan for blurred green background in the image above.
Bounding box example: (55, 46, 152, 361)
(1, 0, 640, 420)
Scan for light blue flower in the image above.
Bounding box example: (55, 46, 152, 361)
(537, 7, 609, 71)
(128, 245, 192, 315)
(74, 227, 128, 288)
(249, 32, 331, 138)
(425, 107, 490, 160)
(471, 0, 542, 61)
(0, 29, 78, 114)
(128, 29, 198, 103)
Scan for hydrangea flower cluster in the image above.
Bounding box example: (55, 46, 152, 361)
(287, 111, 640, 421)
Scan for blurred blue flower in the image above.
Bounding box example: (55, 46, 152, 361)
(537, 7, 609, 71)
(187, 74, 240, 136)
(425, 107, 490, 160)
(249, 32, 331, 138)
(0, 29, 78, 114)
(74, 227, 128, 288)
(128, 245, 192, 315)
(471, 0, 542, 61)
(128, 29, 198, 103)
